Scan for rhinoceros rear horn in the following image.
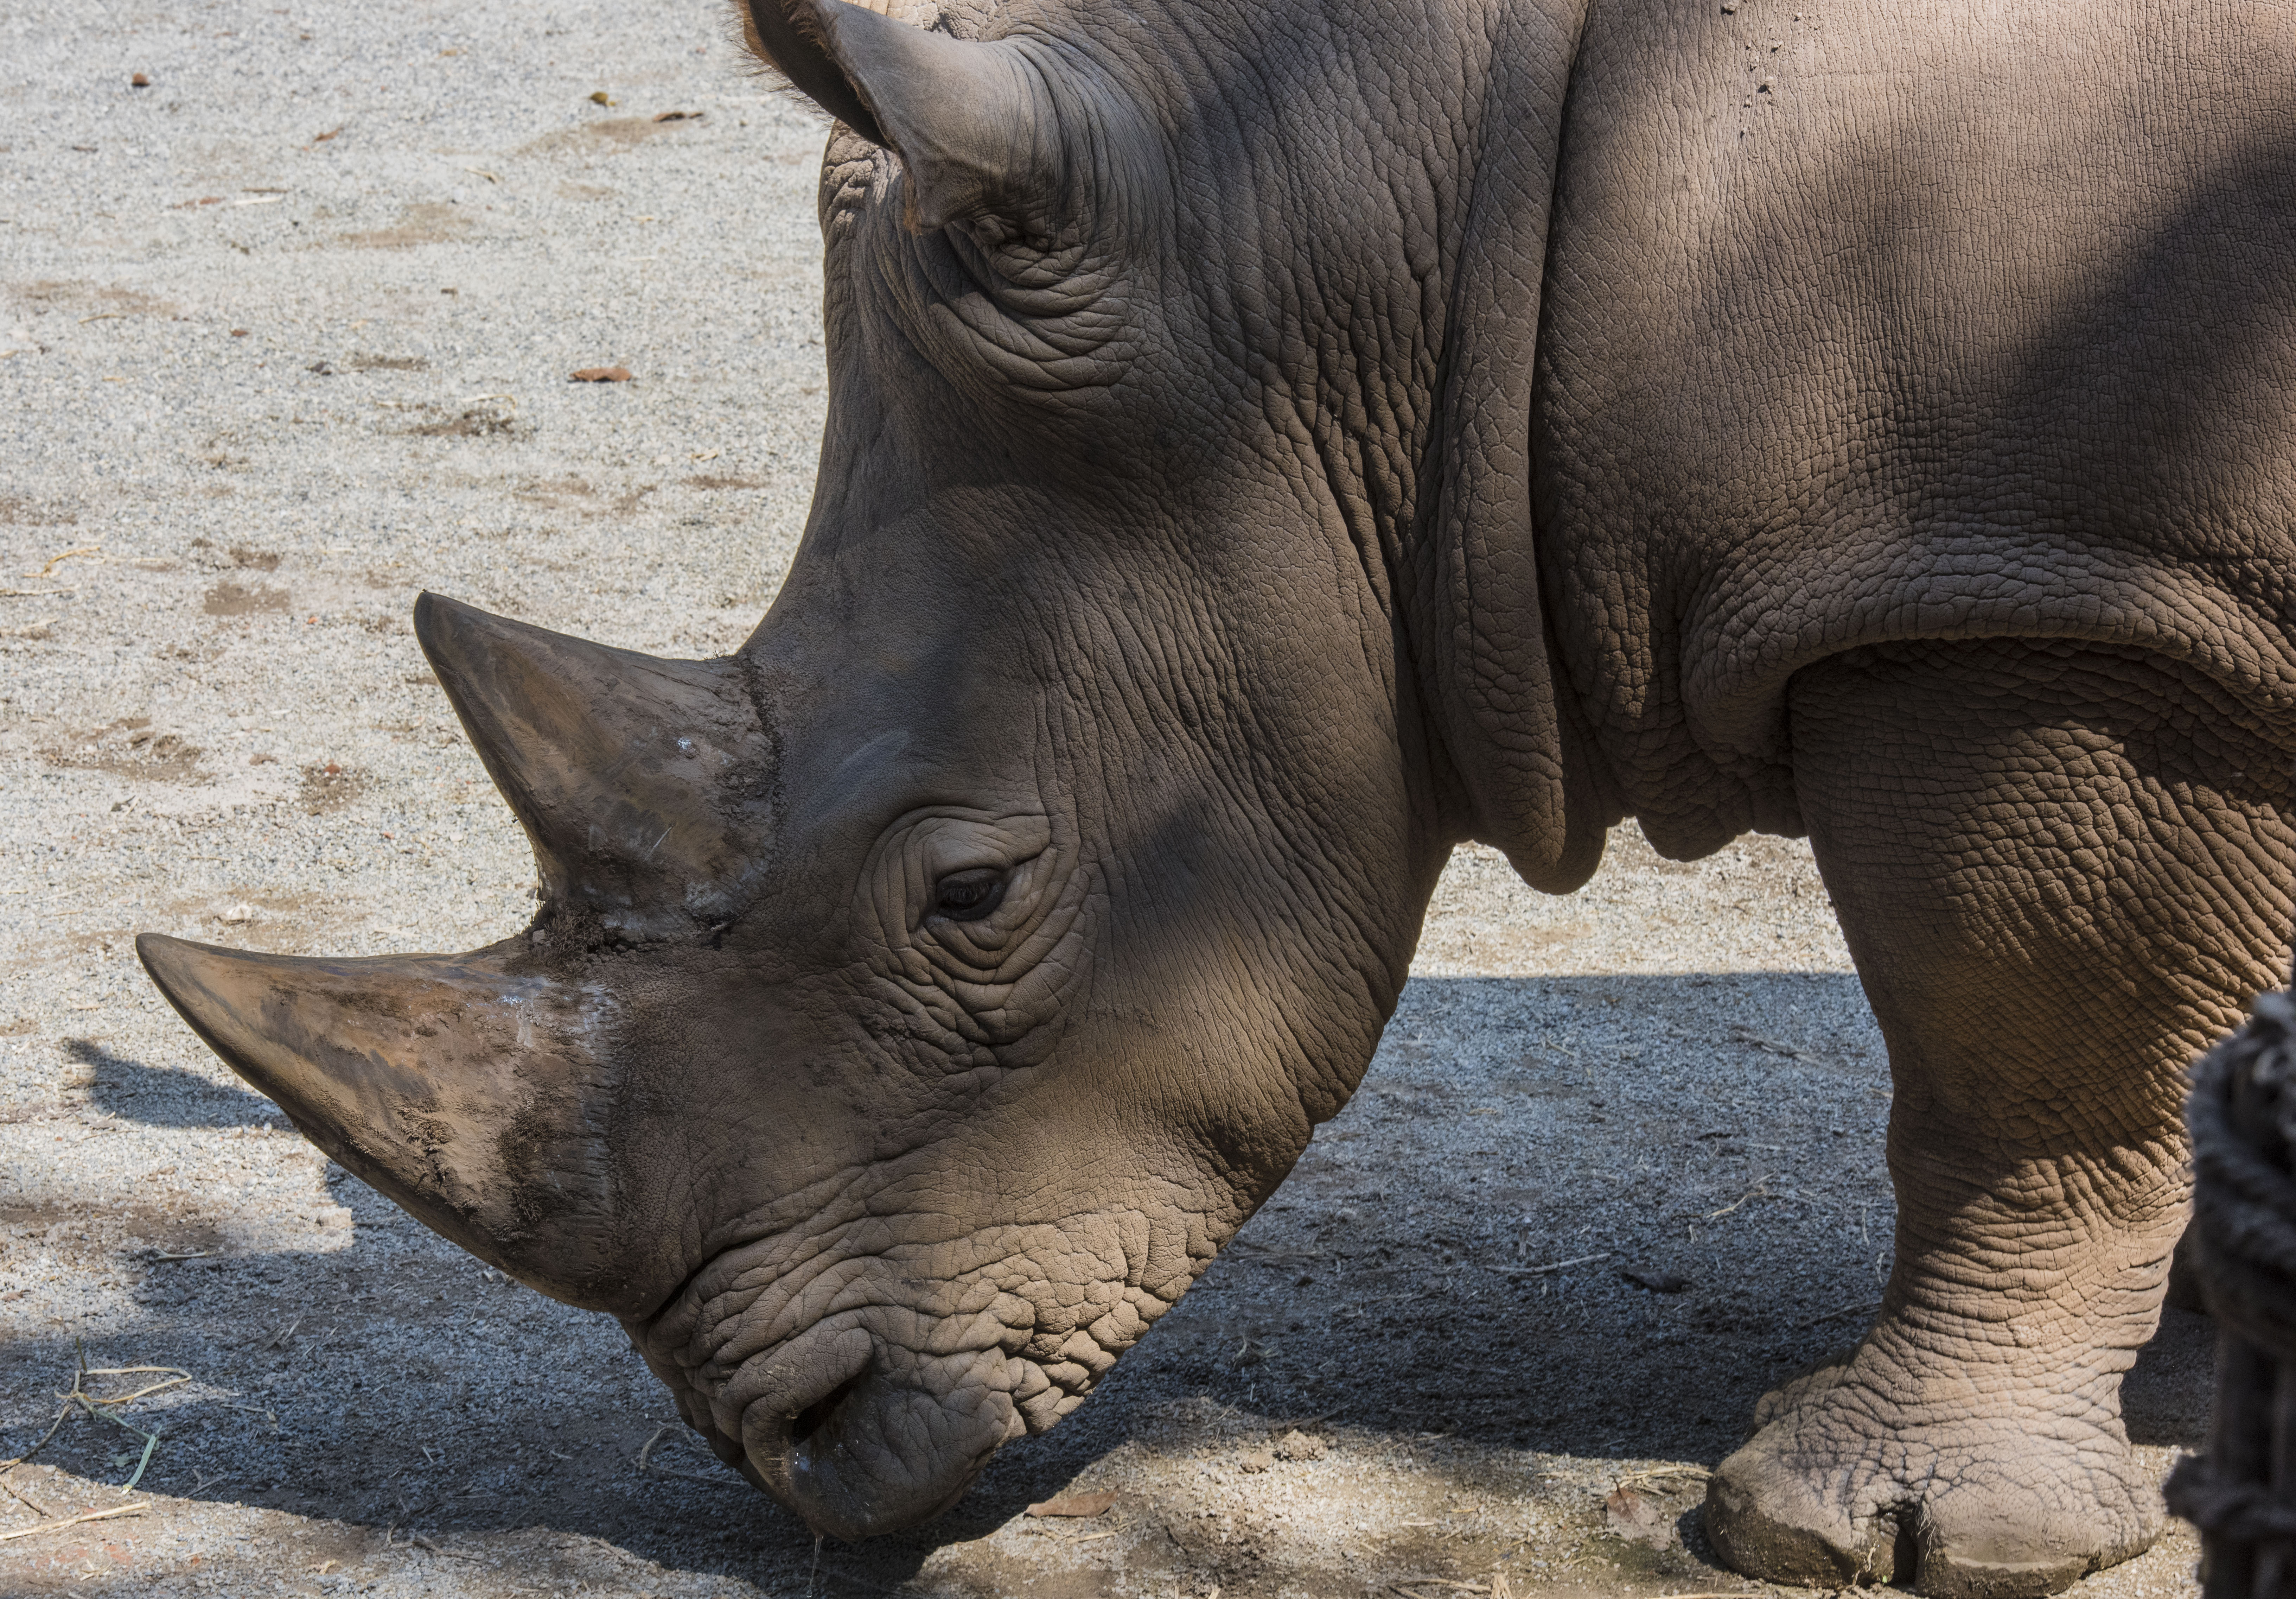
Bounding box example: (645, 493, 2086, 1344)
(738, 0, 1061, 230)
(413, 592, 770, 937)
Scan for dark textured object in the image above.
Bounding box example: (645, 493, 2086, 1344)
(2168, 991, 2296, 1597)
(130, 0, 2296, 1587)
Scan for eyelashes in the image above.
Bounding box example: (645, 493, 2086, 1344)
(929, 867, 1008, 922)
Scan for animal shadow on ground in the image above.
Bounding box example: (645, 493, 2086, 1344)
(66, 1036, 281, 1128)
(1, 973, 2215, 1598)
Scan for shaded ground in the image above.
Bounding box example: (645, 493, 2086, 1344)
(0, 1, 2208, 1595)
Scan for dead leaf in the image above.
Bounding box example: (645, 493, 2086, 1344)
(589, 90, 614, 106)
(1620, 1265, 1691, 1294)
(1024, 1490, 1117, 1519)
(1605, 1486, 1667, 1543)
(653, 109, 703, 122)
(570, 366, 632, 383)
(312, 125, 345, 144)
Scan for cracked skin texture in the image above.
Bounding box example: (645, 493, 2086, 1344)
(128, 0, 2296, 1592)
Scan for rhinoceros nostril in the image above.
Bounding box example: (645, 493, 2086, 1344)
(791, 1370, 866, 1448)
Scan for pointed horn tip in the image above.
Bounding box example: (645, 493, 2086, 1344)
(136, 930, 285, 1095)
(136, 928, 225, 1010)
(411, 588, 489, 673)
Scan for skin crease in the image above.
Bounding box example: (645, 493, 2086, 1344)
(128, 0, 2296, 1591)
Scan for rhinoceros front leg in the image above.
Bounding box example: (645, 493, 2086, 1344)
(1701, 638, 2296, 1598)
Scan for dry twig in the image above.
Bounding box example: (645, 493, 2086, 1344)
(1704, 1181, 1771, 1220)
(1794, 1299, 1880, 1330)
(23, 546, 100, 578)
(1491, 1251, 1611, 1276)
(1614, 1464, 1713, 1493)
(0, 1475, 56, 1517)
(0, 1503, 148, 1542)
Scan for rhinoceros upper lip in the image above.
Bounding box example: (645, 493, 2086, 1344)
(722, 1321, 877, 1506)
(754, 1323, 873, 1434)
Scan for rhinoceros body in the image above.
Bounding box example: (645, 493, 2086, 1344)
(139, 0, 2296, 1592)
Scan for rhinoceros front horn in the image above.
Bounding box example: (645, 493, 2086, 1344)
(134, 933, 639, 1309)
(413, 591, 770, 938)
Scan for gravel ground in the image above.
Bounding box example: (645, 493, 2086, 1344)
(0, 2, 2212, 1596)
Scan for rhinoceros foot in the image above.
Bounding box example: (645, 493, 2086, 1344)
(1702, 1342, 2162, 1597)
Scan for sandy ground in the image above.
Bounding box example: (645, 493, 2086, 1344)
(0, 1, 2213, 1595)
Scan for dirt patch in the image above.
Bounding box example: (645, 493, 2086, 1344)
(517, 115, 679, 159)
(406, 402, 518, 438)
(46, 718, 205, 782)
(688, 473, 771, 491)
(335, 202, 474, 249)
(64, 926, 138, 956)
(202, 582, 289, 616)
(227, 545, 281, 571)
(0, 1195, 228, 1261)
(9, 279, 178, 318)
(514, 475, 597, 509)
(344, 352, 428, 372)
(0, 493, 79, 525)
(297, 762, 371, 815)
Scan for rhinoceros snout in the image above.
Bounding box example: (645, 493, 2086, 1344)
(706, 1323, 1020, 1539)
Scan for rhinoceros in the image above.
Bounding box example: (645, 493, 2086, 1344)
(136, 0, 2296, 1590)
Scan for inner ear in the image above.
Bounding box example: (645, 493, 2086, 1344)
(738, 0, 1063, 231)
(737, 0, 888, 147)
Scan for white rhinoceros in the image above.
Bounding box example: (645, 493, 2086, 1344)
(139, 0, 2296, 1590)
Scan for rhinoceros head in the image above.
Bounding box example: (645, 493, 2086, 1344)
(138, 0, 1483, 1542)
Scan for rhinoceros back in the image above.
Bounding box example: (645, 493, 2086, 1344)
(1527, 0, 2296, 859)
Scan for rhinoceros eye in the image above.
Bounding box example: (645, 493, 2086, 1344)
(930, 868, 1007, 922)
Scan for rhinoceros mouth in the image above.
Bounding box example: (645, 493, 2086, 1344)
(677, 1318, 1018, 1540)
(791, 1368, 867, 1449)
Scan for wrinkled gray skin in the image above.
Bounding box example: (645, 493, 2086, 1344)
(135, 0, 2296, 1593)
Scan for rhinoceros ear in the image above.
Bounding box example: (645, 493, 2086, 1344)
(413, 592, 771, 937)
(739, 0, 1058, 230)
